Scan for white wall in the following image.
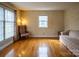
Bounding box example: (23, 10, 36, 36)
(64, 5, 79, 30)
(21, 10, 64, 37)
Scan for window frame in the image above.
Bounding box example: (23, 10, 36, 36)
(5, 9, 15, 39)
(39, 16, 48, 28)
(0, 4, 16, 41)
(0, 7, 4, 41)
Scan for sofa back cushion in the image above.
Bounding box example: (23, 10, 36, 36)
(69, 30, 79, 39)
(63, 30, 70, 35)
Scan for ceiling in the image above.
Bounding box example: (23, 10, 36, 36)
(11, 2, 79, 10)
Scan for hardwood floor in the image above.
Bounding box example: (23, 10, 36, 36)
(0, 38, 75, 57)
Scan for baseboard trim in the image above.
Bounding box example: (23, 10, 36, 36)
(29, 37, 59, 39)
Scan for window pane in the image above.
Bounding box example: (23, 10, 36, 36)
(0, 7, 15, 40)
(5, 9, 14, 22)
(39, 16, 48, 21)
(39, 16, 48, 28)
(0, 22, 4, 41)
(0, 7, 4, 21)
(5, 9, 15, 39)
(39, 22, 47, 27)
(0, 7, 4, 41)
(5, 22, 14, 39)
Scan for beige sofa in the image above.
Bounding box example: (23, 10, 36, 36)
(59, 30, 79, 56)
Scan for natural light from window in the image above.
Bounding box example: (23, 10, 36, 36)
(0, 6, 15, 41)
(38, 44, 48, 57)
(0, 7, 4, 41)
(39, 16, 48, 28)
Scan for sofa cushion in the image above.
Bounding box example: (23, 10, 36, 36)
(69, 30, 79, 39)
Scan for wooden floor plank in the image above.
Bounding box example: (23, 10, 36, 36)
(0, 39, 75, 57)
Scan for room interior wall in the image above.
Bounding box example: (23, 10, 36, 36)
(64, 5, 79, 31)
(21, 10, 64, 37)
(15, 10, 21, 41)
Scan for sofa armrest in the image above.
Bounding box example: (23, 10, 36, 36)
(60, 32, 64, 35)
(60, 30, 70, 35)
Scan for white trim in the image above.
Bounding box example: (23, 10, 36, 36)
(0, 39, 13, 51)
(31, 35, 58, 37)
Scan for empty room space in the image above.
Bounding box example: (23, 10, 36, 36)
(0, 2, 79, 57)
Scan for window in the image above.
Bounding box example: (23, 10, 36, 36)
(39, 16, 48, 28)
(0, 6, 15, 41)
(0, 7, 4, 41)
(5, 9, 15, 39)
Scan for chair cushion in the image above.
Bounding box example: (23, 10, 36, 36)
(21, 33, 29, 37)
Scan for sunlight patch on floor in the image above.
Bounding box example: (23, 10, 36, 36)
(38, 44, 48, 57)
